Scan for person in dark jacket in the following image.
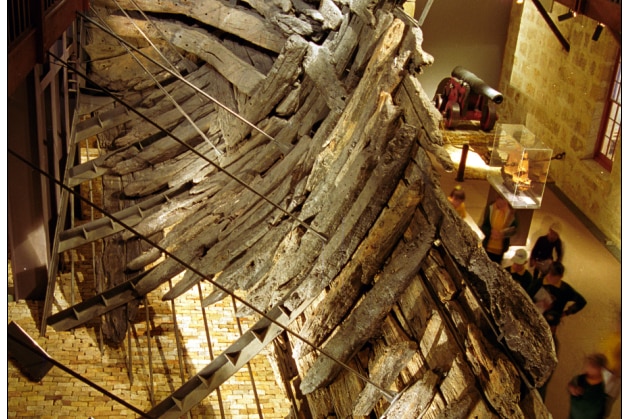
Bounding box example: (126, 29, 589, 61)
(531, 261, 587, 336)
(568, 353, 609, 419)
(530, 221, 564, 280)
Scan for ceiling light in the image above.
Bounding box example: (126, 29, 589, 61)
(558, 10, 576, 21)
(592, 23, 605, 41)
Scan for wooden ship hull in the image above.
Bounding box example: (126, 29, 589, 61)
(41, 0, 557, 417)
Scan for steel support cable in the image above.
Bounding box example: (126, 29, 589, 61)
(125, 0, 197, 73)
(8, 148, 396, 403)
(8, 333, 152, 418)
(91, 5, 223, 157)
(48, 52, 327, 243)
(78, 10, 290, 154)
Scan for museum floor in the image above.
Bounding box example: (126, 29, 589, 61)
(437, 165, 622, 419)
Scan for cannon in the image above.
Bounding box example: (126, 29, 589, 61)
(433, 66, 503, 131)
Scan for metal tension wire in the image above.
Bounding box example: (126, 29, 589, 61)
(78, 10, 291, 154)
(8, 148, 395, 403)
(47, 53, 327, 243)
(91, 5, 223, 157)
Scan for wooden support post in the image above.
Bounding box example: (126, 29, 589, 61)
(455, 143, 469, 182)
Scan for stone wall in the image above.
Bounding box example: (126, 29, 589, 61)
(497, 1, 621, 247)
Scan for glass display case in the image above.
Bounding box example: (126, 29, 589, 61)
(487, 124, 552, 209)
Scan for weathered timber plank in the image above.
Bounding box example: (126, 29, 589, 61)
(222, 34, 309, 148)
(112, 108, 217, 177)
(94, 0, 287, 53)
(343, 11, 395, 90)
(281, 101, 414, 313)
(394, 272, 435, 341)
(298, 379, 335, 419)
(378, 314, 424, 383)
(137, 64, 215, 108)
(212, 116, 288, 174)
(417, 303, 461, 375)
(112, 91, 216, 150)
(399, 25, 435, 73)
(421, 249, 460, 302)
(119, 187, 214, 242)
(450, 245, 557, 386)
(305, 17, 407, 195)
(396, 74, 455, 171)
(201, 222, 294, 307)
(352, 341, 418, 416)
(272, 13, 323, 39)
(239, 0, 287, 19)
(293, 148, 423, 358)
(380, 364, 440, 418)
(319, 0, 343, 30)
(274, 79, 330, 144)
(86, 41, 186, 92)
(122, 138, 221, 198)
(303, 43, 347, 113)
(327, 358, 368, 419)
(148, 20, 266, 95)
(328, 13, 360, 77)
(238, 138, 374, 314)
(465, 323, 525, 419)
(299, 208, 436, 394)
(125, 128, 295, 294)
(223, 37, 275, 75)
(242, 98, 412, 316)
(349, 0, 379, 26)
(520, 388, 551, 419)
(161, 175, 293, 301)
(438, 355, 492, 419)
(97, 174, 141, 344)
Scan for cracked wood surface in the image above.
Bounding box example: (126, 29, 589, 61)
(46, 1, 558, 417)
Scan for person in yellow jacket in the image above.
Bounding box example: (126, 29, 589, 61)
(480, 195, 518, 264)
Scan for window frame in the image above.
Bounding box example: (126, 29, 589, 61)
(593, 51, 621, 171)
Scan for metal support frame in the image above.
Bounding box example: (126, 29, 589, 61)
(531, 0, 571, 52)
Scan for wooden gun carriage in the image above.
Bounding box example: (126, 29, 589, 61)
(434, 65, 503, 131)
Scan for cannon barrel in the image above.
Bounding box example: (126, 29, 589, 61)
(452, 66, 503, 104)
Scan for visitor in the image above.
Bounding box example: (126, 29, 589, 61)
(448, 185, 467, 218)
(531, 261, 587, 336)
(507, 248, 534, 297)
(480, 195, 518, 264)
(567, 353, 608, 419)
(530, 221, 564, 280)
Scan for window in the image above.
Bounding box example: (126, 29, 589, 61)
(594, 53, 621, 171)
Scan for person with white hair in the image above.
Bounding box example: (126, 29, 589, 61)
(508, 248, 535, 297)
(529, 221, 564, 280)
